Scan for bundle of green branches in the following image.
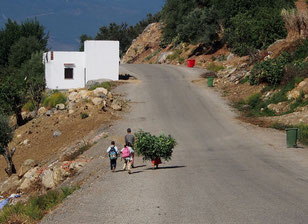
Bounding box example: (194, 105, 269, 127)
(134, 130, 177, 161)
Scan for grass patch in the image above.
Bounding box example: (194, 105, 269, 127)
(178, 57, 185, 64)
(239, 76, 250, 84)
(89, 82, 112, 91)
(206, 63, 225, 72)
(288, 91, 308, 112)
(270, 122, 308, 146)
(43, 92, 67, 109)
(23, 101, 35, 112)
(0, 186, 78, 223)
(145, 49, 161, 61)
(217, 55, 227, 62)
(167, 49, 182, 61)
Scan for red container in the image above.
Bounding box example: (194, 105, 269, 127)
(187, 59, 195, 68)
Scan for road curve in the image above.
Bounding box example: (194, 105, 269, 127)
(42, 64, 308, 224)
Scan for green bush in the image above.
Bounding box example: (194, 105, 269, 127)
(89, 82, 112, 91)
(206, 63, 225, 72)
(134, 130, 177, 161)
(43, 92, 67, 109)
(22, 101, 35, 112)
(250, 52, 291, 86)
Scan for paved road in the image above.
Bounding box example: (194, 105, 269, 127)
(42, 65, 308, 224)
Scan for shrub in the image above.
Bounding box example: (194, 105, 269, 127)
(89, 82, 112, 91)
(134, 130, 177, 161)
(206, 63, 225, 72)
(250, 52, 291, 86)
(81, 112, 89, 119)
(22, 101, 35, 112)
(0, 186, 78, 223)
(247, 93, 262, 108)
(43, 92, 67, 109)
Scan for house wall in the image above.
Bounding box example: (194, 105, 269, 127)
(85, 40, 119, 82)
(44, 52, 85, 89)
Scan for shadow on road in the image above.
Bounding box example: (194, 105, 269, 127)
(145, 165, 186, 170)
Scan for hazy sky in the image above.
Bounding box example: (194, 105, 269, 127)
(0, 0, 164, 50)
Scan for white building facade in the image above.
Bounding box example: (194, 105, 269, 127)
(44, 40, 119, 89)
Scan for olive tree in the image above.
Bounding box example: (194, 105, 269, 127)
(0, 115, 16, 176)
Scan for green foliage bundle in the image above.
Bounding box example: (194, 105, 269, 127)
(134, 130, 177, 161)
(43, 92, 67, 109)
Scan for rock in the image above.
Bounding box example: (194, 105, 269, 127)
(69, 110, 74, 114)
(68, 88, 76, 93)
(67, 101, 76, 110)
(93, 88, 108, 97)
(42, 169, 56, 189)
(107, 92, 113, 100)
(19, 178, 32, 191)
(111, 103, 122, 111)
(17, 134, 22, 138)
(287, 89, 301, 100)
(242, 105, 251, 110)
(92, 97, 104, 106)
(56, 104, 66, 110)
(18, 159, 38, 178)
(38, 107, 46, 116)
(46, 110, 53, 116)
(227, 53, 235, 61)
(0, 175, 20, 194)
(267, 102, 290, 114)
(157, 52, 173, 64)
(69, 161, 87, 173)
(68, 92, 80, 102)
(23, 167, 39, 181)
(53, 166, 70, 185)
(53, 131, 62, 138)
(79, 90, 93, 100)
(23, 139, 30, 145)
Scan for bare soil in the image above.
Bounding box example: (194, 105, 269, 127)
(0, 83, 131, 182)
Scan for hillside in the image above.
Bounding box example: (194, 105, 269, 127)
(122, 0, 308, 137)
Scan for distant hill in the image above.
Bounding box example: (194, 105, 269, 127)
(0, 0, 164, 50)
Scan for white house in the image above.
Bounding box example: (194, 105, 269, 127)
(44, 40, 119, 89)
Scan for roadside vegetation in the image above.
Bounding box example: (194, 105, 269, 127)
(0, 186, 78, 224)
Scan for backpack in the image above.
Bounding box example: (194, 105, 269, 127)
(121, 147, 130, 159)
(109, 147, 117, 160)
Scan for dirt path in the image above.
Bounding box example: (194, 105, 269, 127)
(41, 64, 308, 224)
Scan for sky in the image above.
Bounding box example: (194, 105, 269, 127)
(0, 0, 164, 50)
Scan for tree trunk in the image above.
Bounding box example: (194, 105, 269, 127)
(2, 147, 16, 176)
(15, 107, 25, 126)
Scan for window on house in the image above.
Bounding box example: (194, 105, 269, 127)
(64, 68, 73, 79)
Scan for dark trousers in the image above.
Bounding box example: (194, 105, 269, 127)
(110, 159, 117, 170)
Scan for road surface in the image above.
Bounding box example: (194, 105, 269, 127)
(42, 64, 308, 224)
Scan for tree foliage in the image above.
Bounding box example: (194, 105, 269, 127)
(0, 18, 48, 125)
(22, 52, 46, 115)
(160, 0, 295, 55)
(79, 13, 160, 56)
(134, 130, 177, 161)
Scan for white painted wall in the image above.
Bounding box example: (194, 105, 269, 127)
(44, 52, 85, 89)
(44, 40, 119, 89)
(85, 40, 119, 82)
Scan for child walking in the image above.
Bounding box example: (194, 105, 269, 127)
(107, 141, 119, 172)
(121, 144, 134, 174)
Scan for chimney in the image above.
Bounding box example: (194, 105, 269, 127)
(51, 51, 54, 60)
